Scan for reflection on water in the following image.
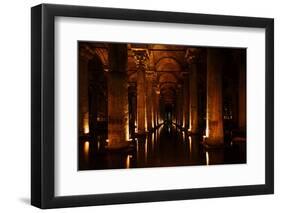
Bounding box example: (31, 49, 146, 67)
(79, 124, 246, 170)
(206, 151, 209, 165)
(83, 141, 90, 163)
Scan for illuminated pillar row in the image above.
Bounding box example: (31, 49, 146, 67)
(134, 50, 149, 134)
(154, 86, 160, 127)
(137, 67, 147, 133)
(205, 48, 224, 146)
(176, 85, 183, 127)
(182, 72, 189, 130)
(189, 63, 198, 134)
(107, 44, 130, 149)
(146, 72, 154, 131)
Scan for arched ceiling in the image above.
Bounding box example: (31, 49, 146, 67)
(156, 57, 181, 72)
(79, 42, 207, 108)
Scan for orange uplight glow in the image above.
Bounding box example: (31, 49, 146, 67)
(83, 114, 89, 134)
(83, 141, 90, 163)
(84, 141, 90, 154)
(125, 124, 130, 141)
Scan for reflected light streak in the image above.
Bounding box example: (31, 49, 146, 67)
(145, 137, 148, 163)
(97, 141, 100, 150)
(136, 140, 139, 158)
(151, 132, 155, 152)
(83, 141, 90, 162)
(206, 151, 210, 165)
(188, 136, 192, 154)
(126, 155, 132, 168)
(84, 141, 90, 153)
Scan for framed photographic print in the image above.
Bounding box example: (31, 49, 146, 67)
(31, 3, 274, 209)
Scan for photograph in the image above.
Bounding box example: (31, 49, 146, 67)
(30, 3, 274, 209)
(78, 42, 247, 170)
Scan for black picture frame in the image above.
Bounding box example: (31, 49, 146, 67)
(31, 3, 274, 209)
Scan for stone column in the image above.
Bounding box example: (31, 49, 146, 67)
(182, 71, 190, 130)
(189, 63, 198, 134)
(79, 51, 89, 135)
(134, 50, 149, 134)
(176, 84, 183, 127)
(153, 85, 160, 128)
(107, 44, 129, 149)
(146, 72, 154, 131)
(131, 89, 137, 135)
(205, 48, 224, 146)
(152, 85, 156, 129)
(128, 83, 137, 137)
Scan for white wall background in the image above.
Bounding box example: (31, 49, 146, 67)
(0, 0, 279, 212)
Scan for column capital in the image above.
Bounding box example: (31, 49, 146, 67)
(132, 49, 149, 70)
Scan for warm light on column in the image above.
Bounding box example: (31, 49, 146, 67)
(144, 106, 147, 131)
(204, 112, 210, 140)
(125, 126, 130, 141)
(188, 109, 192, 131)
(151, 110, 154, 129)
(205, 127, 210, 138)
(83, 113, 89, 134)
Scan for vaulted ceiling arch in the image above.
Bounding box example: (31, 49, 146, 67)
(155, 56, 183, 71)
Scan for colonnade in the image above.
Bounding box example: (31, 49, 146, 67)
(79, 44, 246, 149)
